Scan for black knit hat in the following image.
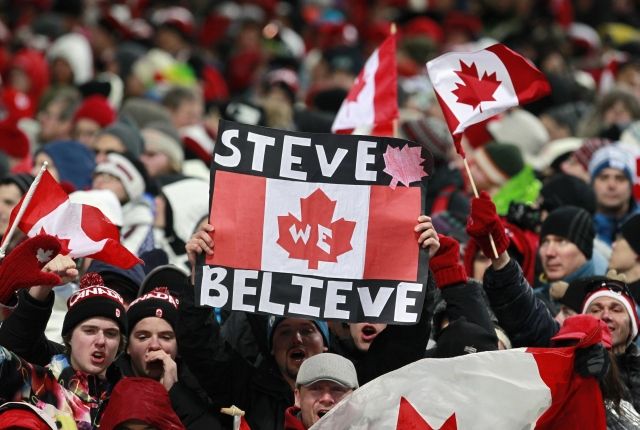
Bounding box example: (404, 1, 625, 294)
(0, 173, 34, 195)
(540, 206, 594, 259)
(621, 214, 640, 255)
(62, 273, 127, 337)
(540, 174, 597, 214)
(127, 287, 179, 332)
(473, 141, 524, 186)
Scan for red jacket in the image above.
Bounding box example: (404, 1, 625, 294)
(284, 406, 306, 430)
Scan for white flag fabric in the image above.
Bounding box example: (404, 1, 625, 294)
(312, 347, 605, 429)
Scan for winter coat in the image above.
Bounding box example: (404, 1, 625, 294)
(177, 291, 293, 430)
(0, 289, 221, 430)
(483, 258, 640, 412)
(0, 349, 113, 429)
(284, 407, 306, 430)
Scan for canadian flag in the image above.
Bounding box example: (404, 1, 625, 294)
(207, 170, 421, 282)
(426, 44, 550, 142)
(5, 170, 141, 269)
(331, 33, 398, 137)
(312, 346, 605, 429)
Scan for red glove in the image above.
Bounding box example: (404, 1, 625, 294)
(0, 235, 62, 304)
(466, 191, 509, 258)
(430, 234, 467, 288)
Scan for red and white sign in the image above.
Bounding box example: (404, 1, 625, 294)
(426, 44, 550, 138)
(312, 347, 605, 429)
(208, 171, 420, 281)
(332, 34, 398, 137)
(6, 170, 141, 269)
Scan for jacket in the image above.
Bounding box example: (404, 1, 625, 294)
(0, 349, 113, 429)
(177, 291, 293, 430)
(284, 407, 306, 430)
(483, 259, 640, 412)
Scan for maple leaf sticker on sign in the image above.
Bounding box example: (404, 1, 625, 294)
(452, 61, 501, 112)
(383, 145, 428, 189)
(276, 188, 356, 269)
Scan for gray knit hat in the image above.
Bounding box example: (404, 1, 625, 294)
(296, 353, 358, 389)
(99, 121, 145, 158)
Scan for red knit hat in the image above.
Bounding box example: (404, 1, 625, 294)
(0, 120, 30, 158)
(73, 95, 116, 127)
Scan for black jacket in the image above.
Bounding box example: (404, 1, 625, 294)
(0, 289, 221, 430)
(483, 259, 640, 412)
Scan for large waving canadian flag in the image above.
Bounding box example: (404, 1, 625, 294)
(5, 170, 141, 269)
(312, 346, 605, 430)
(331, 33, 398, 137)
(426, 44, 550, 147)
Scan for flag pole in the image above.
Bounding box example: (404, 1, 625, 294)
(0, 161, 48, 259)
(390, 23, 398, 138)
(455, 139, 499, 259)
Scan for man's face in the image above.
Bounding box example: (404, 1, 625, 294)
(93, 173, 128, 203)
(609, 237, 638, 273)
(127, 317, 177, 380)
(271, 319, 327, 385)
(585, 296, 631, 351)
(38, 100, 72, 142)
(349, 323, 387, 352)
(74, 118, 102, 147)
(593, 167, 632, 214)
(539, 234, 587, 281)
(141, 148, 172, 178)
(294, 381, 352, 428)
(93, 134, 126, 164)
(69, 317, 121, 377)
(0, 183, 22, 234)
(170, 99, 202, 129)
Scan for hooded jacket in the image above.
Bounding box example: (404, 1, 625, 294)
(0, 349, 114, 429)
(284, 406, 307, 430)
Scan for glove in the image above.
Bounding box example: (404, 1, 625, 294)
(574, 343, 610, 381)
(0, 235, 62, 304)
(466, 191, 509, 258)
(430, 234, 467, 288)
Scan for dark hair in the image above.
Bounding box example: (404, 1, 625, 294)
(161, 86, 199, 111)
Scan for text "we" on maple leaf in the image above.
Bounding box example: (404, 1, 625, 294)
(452, 61, 501, 112)
(277, 189, 356, 270)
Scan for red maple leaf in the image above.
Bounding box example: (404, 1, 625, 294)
(451, 60, 501, 111)
(346, 74, 367, 102)
(38, 226, 71, 255)
(276, 189, 356, 270)
(383, 145, 428, 188)
(396, 397, 458, 430)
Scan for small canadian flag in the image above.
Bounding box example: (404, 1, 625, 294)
(426, 43, 550, 153)
(331, 33, 398, 137)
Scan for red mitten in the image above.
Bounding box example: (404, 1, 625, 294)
(0, 235, 62, 304)
(466, 191, 509, 258)
(430, 234, 467, 288)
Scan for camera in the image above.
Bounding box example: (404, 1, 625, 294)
(506, 202, 541, 232)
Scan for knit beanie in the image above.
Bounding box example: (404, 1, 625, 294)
(473, 142, 524, 186)
(94, 152, 145, 201)
(141, 122, 184, 173)
(120, 98, 172, 129)
(621, 213, 640, 255)
(0, 173, 34, 194)
(62, 272, 127, 337)
(572, 138, 611, 170)
(540, 206, 594, 259)
(540, 174, 597, 214)
(41, 140, 96, 191)
(267, 316, 330, 350)
(73, 95, 116, 127)
(127, 287, 179, 332)
(588, 144, 635, 183)
(99, 121, 144, 158)
(400, 116, 453, 162)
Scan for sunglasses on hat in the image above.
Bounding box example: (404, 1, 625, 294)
(585, 278, 632, 298)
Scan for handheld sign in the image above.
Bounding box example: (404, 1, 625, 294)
(196, 120, 434, 324)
